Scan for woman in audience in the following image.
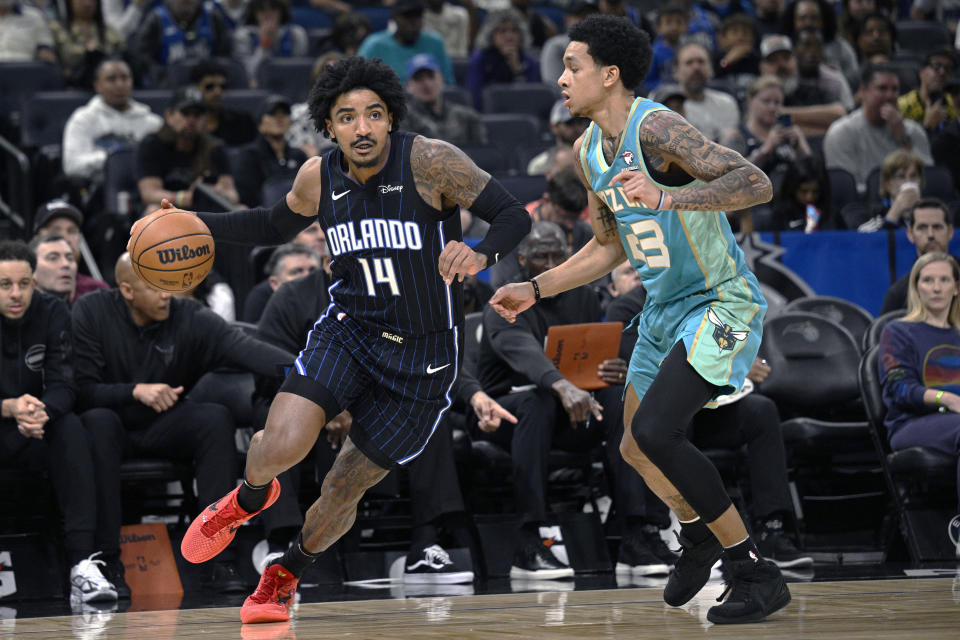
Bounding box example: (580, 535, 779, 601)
(856, 150, 925, 231)
(51, 0, 125, 89)
(878, 251, 960, 518)
(465, 7, 541, 111)
(721, 75, 812, 177)
(772, 154, 835, 231)
(233, 0, 308, 81)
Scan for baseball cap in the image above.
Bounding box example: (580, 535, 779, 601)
(392, 0, 425, 16)
(260, 94, 292, 119)
(651, 84, 686, 104)
(34, 199, 83, 234)
(550, 99, 574, 125)
(406, 53, 441, 78)
(170, 86, 206, 112)
(760, 35, 792, 59)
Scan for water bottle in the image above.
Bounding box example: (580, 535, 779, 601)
(804, 204, 820, 233)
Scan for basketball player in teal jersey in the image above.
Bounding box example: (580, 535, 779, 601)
(491, 15, 791, 624)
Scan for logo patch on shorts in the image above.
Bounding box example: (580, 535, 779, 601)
(707, 308, 748, 352)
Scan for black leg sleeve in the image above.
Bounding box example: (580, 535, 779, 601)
(630, 342, 733, 523)
(691, 393, 793, 521)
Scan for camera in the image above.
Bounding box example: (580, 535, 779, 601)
(776, 113, 792, 128)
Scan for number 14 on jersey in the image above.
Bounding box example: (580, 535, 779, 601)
(358, 257, 400, 296)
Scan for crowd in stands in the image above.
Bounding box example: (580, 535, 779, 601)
(2, 0, 960, 610)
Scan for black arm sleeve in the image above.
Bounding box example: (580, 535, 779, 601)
(468, 178, 531, 267)
(196, 197, 314, 246)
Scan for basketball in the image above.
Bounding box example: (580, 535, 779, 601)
(129, 208, 215, 292)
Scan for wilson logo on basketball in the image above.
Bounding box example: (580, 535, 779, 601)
(155, 243, 212, 265)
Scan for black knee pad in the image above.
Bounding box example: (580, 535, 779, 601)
(630, 407, 672, 463)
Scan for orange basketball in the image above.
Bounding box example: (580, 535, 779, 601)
(129, 209, 215, 292)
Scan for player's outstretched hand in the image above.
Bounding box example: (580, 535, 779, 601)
(438, 241, 486, 285)
(126, 199, 182, 254)
(470, 391, 518, 432)
(609, 170, 670, 210)
(489, 282, 537, 323)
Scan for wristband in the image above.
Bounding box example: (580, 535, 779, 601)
(656, 189, 665, 210)
(936, 390, 944, 405)
(529, 278, 541, 301)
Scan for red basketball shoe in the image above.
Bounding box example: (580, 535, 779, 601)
(181, 479, 281, 563)
(241, 562, 300, 624)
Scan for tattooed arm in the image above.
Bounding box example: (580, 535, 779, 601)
(411, 136, 530, 284)
(490, 135, 625, 319)
(629, 110, 773, 212)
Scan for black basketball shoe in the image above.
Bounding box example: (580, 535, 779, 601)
(663, 531, 723, 607)
(707, 557, 791, 624)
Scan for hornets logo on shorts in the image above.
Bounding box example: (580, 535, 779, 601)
(707, 308, 748, 352)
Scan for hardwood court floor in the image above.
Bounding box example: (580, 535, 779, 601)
(4, 576, 959, 639)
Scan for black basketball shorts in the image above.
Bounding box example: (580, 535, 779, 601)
(280, 303, 459, 469)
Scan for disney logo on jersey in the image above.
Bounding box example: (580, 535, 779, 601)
(707, 308, 749, 352)
(326, 218, 423, 257)
(378, 184, 403, 195)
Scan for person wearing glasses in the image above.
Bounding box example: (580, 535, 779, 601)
(898, 48, 959, 134)
(190, 58, 258, 146)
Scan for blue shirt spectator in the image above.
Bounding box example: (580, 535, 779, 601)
(356, 0, 454, 84)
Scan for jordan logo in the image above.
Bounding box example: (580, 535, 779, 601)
(707, 308, 748, 352)
(332, 190, 351, 201)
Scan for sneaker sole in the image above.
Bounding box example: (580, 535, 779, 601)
(770, 555, 814, 569)
(706, 583, 792, 625)
(403, 570, 475, 584)
(509, 566, 575, 580)
(615, 562, 669, 576)
(72, 588, 118, 604)
(182, 479, 281, 564)
(241, 606, 291, 624)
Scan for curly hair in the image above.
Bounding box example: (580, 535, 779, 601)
(308, 56, 407, 139)
(567, 15, 652, 91)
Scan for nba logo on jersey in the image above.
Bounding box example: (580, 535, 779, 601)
(620, 151, 635, 165)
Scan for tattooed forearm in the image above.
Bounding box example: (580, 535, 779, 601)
(411, 136, 490, 210)
(639, 111, 773, 211)
(668, 166, 773, 211)
(661, 493, 700, 521)
(597, 201, 618, 240)
(301, 437, 388, 552)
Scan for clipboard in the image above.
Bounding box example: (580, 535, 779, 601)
(545, 322, 623, 390)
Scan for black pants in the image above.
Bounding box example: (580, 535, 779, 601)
(81, 401, 237, 557)
(595, 385, 671, 529)
(473, 388, 606, 523)
(0, 413, 97, 565)
(407, 415, 465, 526)
(690, 392, 794, 522)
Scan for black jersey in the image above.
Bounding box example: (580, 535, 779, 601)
(318, 131, 463, 335)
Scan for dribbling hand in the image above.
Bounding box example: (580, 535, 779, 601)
(126, 198, 181, 254)
(489, 282, 537, 323)
(438, 241, 486, 285)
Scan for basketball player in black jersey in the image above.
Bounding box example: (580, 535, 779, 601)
(132, 57, 530, 624)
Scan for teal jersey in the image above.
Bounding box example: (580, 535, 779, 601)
(580, 97, 751, 304)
